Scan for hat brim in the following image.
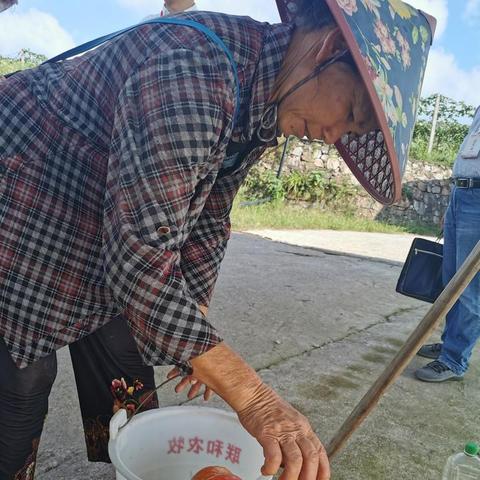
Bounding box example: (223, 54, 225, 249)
(275, 0, 416, 204)
(326, 0, 400, 204)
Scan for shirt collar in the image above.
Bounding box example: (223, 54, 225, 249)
(236, 22, 294, 145)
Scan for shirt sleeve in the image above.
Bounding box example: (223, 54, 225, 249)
(180, 167, 252, 307)
(102, 48, 235, 371)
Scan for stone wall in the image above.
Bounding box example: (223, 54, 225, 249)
(261, 138, 452, 227)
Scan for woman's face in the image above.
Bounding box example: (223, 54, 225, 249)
(277, 61, 377, 145)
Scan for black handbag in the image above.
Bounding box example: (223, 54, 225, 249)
(396, 237, 443, 303)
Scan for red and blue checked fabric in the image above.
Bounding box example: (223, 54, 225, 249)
(0, 12, 292, 369)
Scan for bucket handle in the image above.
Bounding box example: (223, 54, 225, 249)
(110, 408, 128, 440)
(118, 374, 179, 431)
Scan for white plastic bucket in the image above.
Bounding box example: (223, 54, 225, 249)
(108, 406, 271, 480)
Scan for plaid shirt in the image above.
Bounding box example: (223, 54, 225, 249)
(0, 12, 292, 369)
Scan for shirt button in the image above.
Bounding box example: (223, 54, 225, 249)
(157, 226, 171, 235)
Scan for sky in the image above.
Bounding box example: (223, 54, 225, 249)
(0, 0, 479, 106)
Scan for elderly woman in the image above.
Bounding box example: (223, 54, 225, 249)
(0, 0, 434, 479)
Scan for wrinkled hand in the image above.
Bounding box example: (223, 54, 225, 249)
(167, 367, 214, 401)
(189, 341, 329, 479)
(237, 386, 330, 480)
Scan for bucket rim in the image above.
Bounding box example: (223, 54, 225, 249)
(108, 406, 239, 480)
(119, 405, 237, 432)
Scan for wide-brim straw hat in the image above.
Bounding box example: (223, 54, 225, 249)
(276, 0, 436, 204)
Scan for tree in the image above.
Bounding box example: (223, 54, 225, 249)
(0, 49, 47, 76)
(418, 94, 476, 123)
(410, 94, 476, 166)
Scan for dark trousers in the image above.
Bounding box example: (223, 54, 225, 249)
(0, 316, 157, 480)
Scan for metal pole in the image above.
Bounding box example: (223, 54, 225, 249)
(427, 93, 441, 154)
(327, 239, 480, 459)
(277, 136, 290, 178)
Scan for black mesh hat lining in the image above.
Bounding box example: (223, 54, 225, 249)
(337, 131, 395, 204)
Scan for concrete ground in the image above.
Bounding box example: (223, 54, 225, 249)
(36, 231, 480, 480)
(245, 229, 437, 263)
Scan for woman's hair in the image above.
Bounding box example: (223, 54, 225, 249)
(295, 0, 335, 31)
(295, 0, 358, 73)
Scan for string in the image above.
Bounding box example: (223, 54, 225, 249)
(257, 49, 350, 144)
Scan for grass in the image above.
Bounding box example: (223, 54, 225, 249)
(230, 197, 438, 236)
(409, 139, 457, 167)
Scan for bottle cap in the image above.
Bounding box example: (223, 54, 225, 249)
(464, 442, 479, 456)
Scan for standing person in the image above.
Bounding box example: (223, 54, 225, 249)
(0, 0, 434, 479)
(0, 0, 16, 12)
(416, 106, 480, 382)
(161, 0, 197, 15)
(143, 0, 197, 21)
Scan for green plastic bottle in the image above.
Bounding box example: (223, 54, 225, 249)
(442, 442, 480, 479)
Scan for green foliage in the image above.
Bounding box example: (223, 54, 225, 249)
(418, 95, 476, 123)
(243, 169, 285, 201)
(283, 170, 314, 200)
(410, 119, 470, 166)
(402, 184, 413, 201)
(243, 167, 358, 208)
(411, 95, 475, 166)
(231, 194, 438, 236)
(0, 49, 47, 75)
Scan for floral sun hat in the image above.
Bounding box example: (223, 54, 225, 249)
(276, 0, 436, 204)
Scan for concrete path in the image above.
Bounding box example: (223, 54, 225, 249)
(246, 229, 438, 264)
(37, 232, 479, 480)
